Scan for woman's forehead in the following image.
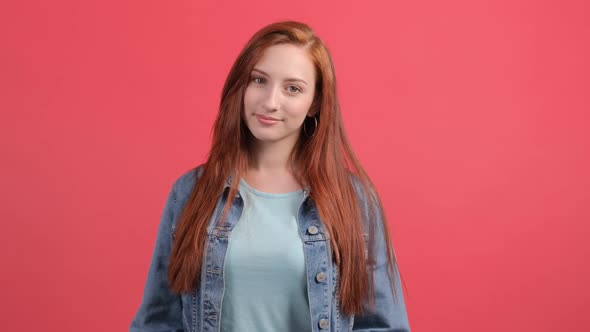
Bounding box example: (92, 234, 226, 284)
(253, 44, 316, 83)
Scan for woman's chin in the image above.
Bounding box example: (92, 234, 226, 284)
(252, 135, 281, 143)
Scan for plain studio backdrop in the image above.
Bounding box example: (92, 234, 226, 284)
(0, 0, 588, 331)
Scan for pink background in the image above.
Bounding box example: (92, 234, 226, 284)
(1, 0, 588, 331)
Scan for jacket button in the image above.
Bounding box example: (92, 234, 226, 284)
(307, 226, 319, 235)
(315, 272, 326, 283)
(318, 318, 329, 329)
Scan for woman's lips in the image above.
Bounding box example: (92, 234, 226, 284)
(255, 114, 281, 125)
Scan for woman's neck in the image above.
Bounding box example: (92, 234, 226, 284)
(245, 139, 302, 193)
(249, 138, 295, 172)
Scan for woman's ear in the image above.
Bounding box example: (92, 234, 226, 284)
(307, 98, 320, 117)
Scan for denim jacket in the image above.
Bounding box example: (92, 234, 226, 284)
(130, 165, 411, 332)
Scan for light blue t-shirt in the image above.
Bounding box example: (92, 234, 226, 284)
(219, 178, 311, 332)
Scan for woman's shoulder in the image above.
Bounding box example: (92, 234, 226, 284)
(170, 164, 205, 202)
(345, 169, 366, 202)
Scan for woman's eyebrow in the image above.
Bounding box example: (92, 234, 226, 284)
(252, 68, 309, 86)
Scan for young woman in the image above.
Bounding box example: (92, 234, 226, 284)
(130, 21, 411, 332)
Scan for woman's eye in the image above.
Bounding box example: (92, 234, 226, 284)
(252, 76, 265, 84)
(250, 76, 300, 94)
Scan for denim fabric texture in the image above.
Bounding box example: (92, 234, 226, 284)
(130, 164, 411, 332)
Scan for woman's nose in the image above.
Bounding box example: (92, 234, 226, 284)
(262, 84, 282, 111)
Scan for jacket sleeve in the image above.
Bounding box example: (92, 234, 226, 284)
(352, 190, 411, 332)
(130, 180, 184, 332)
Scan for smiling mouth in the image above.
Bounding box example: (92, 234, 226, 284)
(255, 114, 280, 121)
(255, 114, 281, 125)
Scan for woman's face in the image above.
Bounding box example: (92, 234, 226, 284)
(243, 43, 316, 147)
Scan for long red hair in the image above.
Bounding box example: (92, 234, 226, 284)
(168, 20, 401, 316)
